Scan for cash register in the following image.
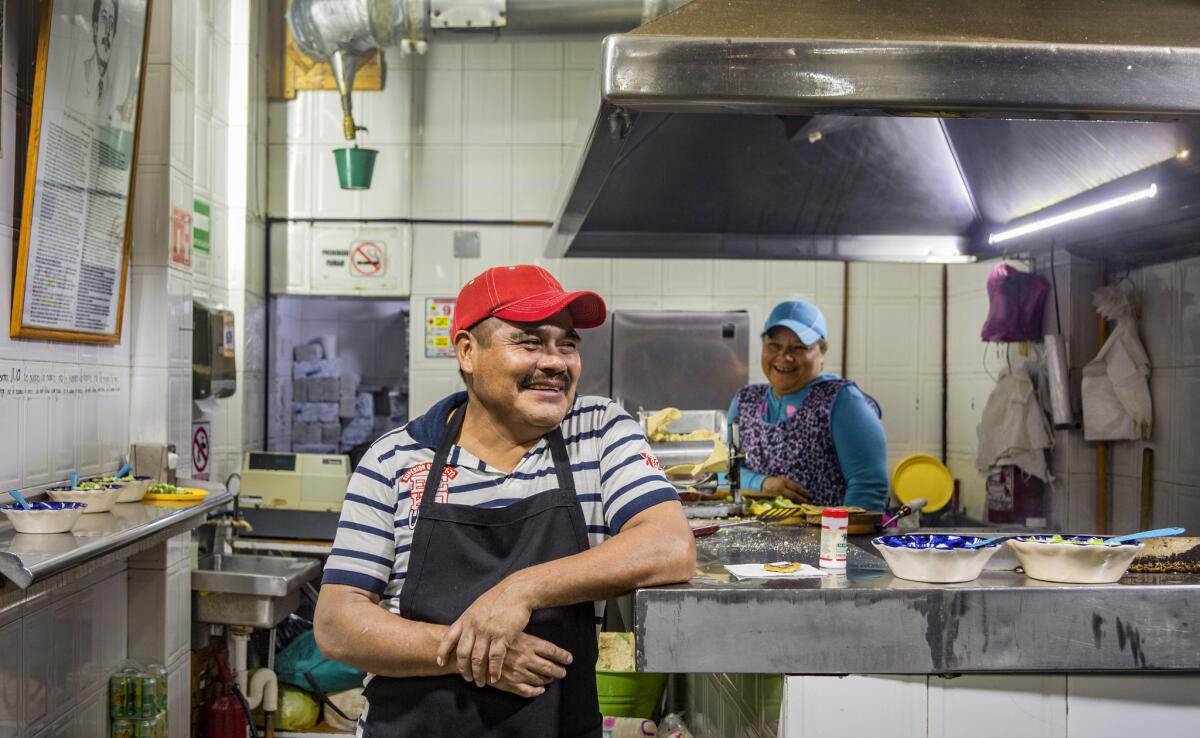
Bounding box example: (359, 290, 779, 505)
(237, 451, 352, 540)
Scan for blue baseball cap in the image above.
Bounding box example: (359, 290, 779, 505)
(763, 300, 828, 345)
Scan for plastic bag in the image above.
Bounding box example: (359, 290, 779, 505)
(981, 264, 1051, 342)
(1082, 287, 1152, 441)
(276, 685, 320, 731)
(275, 629, 366, 694)
(322, 689, 366, 733)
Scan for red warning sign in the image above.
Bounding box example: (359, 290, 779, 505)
(350, 241, 385, 277)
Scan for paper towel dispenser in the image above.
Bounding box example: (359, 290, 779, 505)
(193, 301, 236, 400)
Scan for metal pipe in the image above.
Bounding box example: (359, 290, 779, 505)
(499, 0, 655, 35)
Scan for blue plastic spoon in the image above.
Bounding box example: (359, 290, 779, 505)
(115, 463, 132, 478)
(69, 472, 79, 489)
(1104, 527, 1185, 545)
(9, 490, 31, 510)
(965, 534, 1011, 549)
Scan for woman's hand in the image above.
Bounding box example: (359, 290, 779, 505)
(761, 476, 811, 502)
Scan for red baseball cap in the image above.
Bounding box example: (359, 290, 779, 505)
(452, 265, 607, 334)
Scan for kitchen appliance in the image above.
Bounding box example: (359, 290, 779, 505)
(606, 310, 750, 412)
(237, 451, 352, 540)
(193, 301, 237, 400)
(640, 409, 745, 518)
(549, 0, 1200, 268)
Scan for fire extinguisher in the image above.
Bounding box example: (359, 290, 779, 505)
(206, 651, 258, 738)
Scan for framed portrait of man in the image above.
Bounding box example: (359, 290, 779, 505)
(9, 0, 152, 343)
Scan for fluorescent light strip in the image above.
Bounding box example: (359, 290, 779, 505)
(988, 184, 1158, 246)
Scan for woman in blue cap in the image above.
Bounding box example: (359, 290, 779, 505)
(728, 300, 888, 511)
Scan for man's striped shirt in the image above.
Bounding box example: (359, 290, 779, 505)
(322, 392, 680, 621)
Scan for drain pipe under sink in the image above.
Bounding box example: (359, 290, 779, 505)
(229, 626, 280, 737)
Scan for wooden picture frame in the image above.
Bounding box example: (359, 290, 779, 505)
(10, 0, 152, 344)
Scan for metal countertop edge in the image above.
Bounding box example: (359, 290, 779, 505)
(0, 489, 233, 589)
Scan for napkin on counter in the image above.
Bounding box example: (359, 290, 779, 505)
(724, 563, 828, 580)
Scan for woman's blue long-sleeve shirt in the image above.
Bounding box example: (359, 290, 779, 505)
(726, 374, 889, 511)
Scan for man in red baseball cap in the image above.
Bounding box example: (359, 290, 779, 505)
(316, 265, 694, 736)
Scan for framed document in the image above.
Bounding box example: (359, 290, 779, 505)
(10, 0, 152, 344)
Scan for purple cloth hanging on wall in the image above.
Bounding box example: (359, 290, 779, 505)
(980, 264, 1051, 342)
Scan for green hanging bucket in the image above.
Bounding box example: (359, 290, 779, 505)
(333, 146, 378, 190)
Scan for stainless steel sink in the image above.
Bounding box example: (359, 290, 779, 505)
(192, 554, 321, 628)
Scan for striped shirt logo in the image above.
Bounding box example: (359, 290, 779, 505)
(401, 462, 458, 528)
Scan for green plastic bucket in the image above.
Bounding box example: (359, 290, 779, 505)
(333, 146, 378, 190)
(596, 671, 667, 719)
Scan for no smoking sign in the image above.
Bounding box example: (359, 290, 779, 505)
(192, 421, 211, 480)
(350, 241, 385, 277)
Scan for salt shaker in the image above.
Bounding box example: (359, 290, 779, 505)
(819, 507, 849, 569)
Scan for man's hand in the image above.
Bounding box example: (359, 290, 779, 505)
(489, 632, 573, 699)
(436, 577, 540, 687)
(761, 476, 811, 502)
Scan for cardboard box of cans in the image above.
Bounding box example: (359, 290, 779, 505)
(110, 663, 168, 737)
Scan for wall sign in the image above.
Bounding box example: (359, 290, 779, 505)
(193, 198, 210, 254)
(350, 241, 384, 277)
(171, 207, 192, 268)
(424, 298, 456, 358)
(192, 420, 211, 480)
(9, 0, 153, 344)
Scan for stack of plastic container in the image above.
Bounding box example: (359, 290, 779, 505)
(109, 662, 169, 737)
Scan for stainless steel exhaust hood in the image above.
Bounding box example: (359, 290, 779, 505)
(549, 0, 1200, 265)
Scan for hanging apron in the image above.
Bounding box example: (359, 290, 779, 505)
(361, 405, 601, 738)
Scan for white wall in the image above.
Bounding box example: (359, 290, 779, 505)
(268, 36, 950, 483)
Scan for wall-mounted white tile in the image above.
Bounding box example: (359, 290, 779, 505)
(784, 675, 926, 738)
(1066, 473, 1099, 532)
(1138, 261, 1174, 369)
(76, 390, 101, 472)
(1067, 675, 1200, 734)
(0, 394, 20, 490)
(867, 262, 921, 297)
(411, 228, 463, 292)
(408, 370, 464, 417)
(867, 299, 919, 374)
(463, 146, 512, 219)
(918, 376, 944, 453)
(713, 261, 765, 296)
(139, 65, 171, 165)
(421, 41, 463, 70)
(564, 38, 603, 70)
(23, 397, 50, 485)
(919, 299, 943, 374)
(311, 90, 357, 145)
(267, 145, 311, 217)
(195, 18, 213, 111)
(171, 0, 197, 76)
(870, 378, 918, 449)
(132, 166, 170, 267)
(464, 41, 513, 70)
(514, 41, 563, 70)
(611, 259, 662, 296)
(50, 394, 78, 477)
(211, 35, 232, 125)
(170, 68, 195, 179)
(1176, 256, 1200, 365)
(512, 146, 562, 220)
(412, 145, 464, 219)
(193, 112, 213, 199)
(559, 259, 611, 294)
(212, 123, 230, 207)
(361, 146, 412, 218)
(929, 674, 1065, 738)
(661, 296, 713, 311)
(131, 268, 170, 367)
(463, 71, 513, 145)
(918, 264, 945, 297)
(1110, 474, 1142, 534)
(511, 227, 561, 274)
(660, 260, 713, 296)
(815, 262, 846, 298)
(765, 261, 816, 297)
(362, 74, 412, 145)
(466, 226, 514, 276)
(130, 368, 170, 444)
(313, 146, 361, 217)
(1171, 368, 1200, 483)
(414, 70, 463, 145)
(562, 70, 599, 145)
(513, 71, 563, 145)
(608, 296, 664, 311)
(146, 0, 171, 64)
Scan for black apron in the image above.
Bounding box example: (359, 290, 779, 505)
(362, 405, 602, 737)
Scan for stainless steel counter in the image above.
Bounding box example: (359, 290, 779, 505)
(632, 525, 1200, 674)
(0, 481, 232, 588)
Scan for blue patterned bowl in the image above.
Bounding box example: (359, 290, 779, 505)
(872, 534, 1002, 583)
(1, 501, 87, 533)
